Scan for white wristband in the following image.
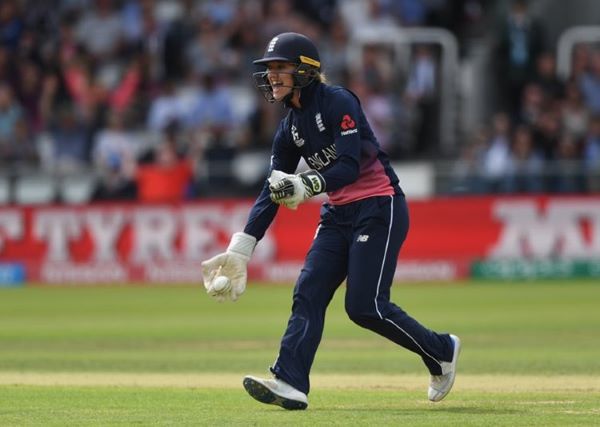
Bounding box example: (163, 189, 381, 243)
(227, 232, 257, 260)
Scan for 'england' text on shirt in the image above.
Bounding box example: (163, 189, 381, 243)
(306, 144, 337, 170)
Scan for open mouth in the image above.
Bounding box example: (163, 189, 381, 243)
(271, 82, 287, 98)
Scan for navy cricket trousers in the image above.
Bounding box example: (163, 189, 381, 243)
(270, 195, 454, 394)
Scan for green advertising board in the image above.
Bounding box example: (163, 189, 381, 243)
(471, 259, 600, 280)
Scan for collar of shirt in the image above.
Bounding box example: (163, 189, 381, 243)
(291, 81, 320, 111)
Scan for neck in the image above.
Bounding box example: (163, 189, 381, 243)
(282, 89, 301, 108)
(290, 89, 301, 108)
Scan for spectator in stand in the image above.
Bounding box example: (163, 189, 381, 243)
(361, 43, 393, 96)
(0, 46, 17, 84)
(393, 0, 430, 27)
(120, 0, 157, 48)
(75, 0, 124, 60)
(120, 0, 174, 84)
(242, 92, 287, 150)
(14, 26, 41, 66)
(14, 60, 44, 133)
(348, 75, 395, 156)
(449, 128, 487, 194)
(184, 72, 234, 136)
(315, 14, 349, 86)
(38, 72, 63, 130)
(46, 104, 90, 174)
(404, 44, 439, 155)
(494, 0, 544, 116)
(90, 151, 137, 202)
(184, 72, 237, 192)
(0, 0, 23, 52)
(92, 109, 138, 172)
(339, 0, 399, 34)
(481, 112, 512, 193)
(293, 0, 337, 29)
(161, 2, 199, 82)
(21, 2, 61, 50)
(578, 50, 600, 115)
(582, 115, 600, 191)
(430, 0, 488, 56)
(197, 0, 238, 28)
(261, 0, 304, 40)
(533, 108, 561, 160)
(227, 14, 264, 81)
(561, 80, 590, 141)
(185, 16, 231, 77)
(146, 80, 186, 132)
(0, 116, 38, 169)
(517, 82, 545, 126)
(0, 82, 23, 153)
(505, 124, 544, 193)
(552, 133, 584, 193)
(570, 43, 591, 84)
(532, 51, 564, 103)
(62, 51, 142, 120)
(135, 124, 197, 203)
(55, 13, 79, 66)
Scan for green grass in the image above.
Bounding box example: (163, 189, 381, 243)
(1, 386, 597, 426)
(1, 281, 599, 425)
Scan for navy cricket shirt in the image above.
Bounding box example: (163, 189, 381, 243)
(244, 82, 403, 240)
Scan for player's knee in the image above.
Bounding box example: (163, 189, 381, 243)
(345, 299, 379, 327)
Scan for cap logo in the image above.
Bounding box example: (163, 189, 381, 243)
(267, 37, 279, 52)
(300, 55, 320, 68)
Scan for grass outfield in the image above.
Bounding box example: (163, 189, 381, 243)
(0, 281, 599, 425)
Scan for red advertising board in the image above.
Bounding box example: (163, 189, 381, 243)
(1, 195, 599, 284)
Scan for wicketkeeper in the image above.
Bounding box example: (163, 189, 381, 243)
(201, 32, 461, 410)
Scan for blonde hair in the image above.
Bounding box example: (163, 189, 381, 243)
(315, 71, 328, 84)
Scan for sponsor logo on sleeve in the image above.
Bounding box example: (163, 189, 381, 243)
(340, 114, 358, 136)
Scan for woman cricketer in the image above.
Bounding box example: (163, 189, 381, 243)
(201, 32, 460, 410)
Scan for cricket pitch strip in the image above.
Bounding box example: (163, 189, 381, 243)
(1, 372, 598, 392)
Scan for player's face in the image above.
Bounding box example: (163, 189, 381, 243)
(266, 62, 296, 101)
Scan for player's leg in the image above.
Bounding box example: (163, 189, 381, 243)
(270, 221, 348, 394)
(345, 195, 455, 375)
(244, 216, 348, 408)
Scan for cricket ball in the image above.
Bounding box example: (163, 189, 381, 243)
(211, 275, 231, 293)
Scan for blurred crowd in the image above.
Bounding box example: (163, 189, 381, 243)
(451, 0, 600, 194)
(0, 0, 598, 203)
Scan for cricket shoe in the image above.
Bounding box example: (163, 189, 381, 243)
(243, 375, 308, 410)
(428, 334, 461, 402)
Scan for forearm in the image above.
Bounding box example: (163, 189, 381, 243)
(244, 180, 280, 240)
(319, 155, 360, 192)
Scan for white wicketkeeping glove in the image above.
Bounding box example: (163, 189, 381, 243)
(201, 232, 256, 302)
(268, 169, 325, 210)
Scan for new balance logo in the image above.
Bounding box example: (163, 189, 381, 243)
(357, 235, 369, 242)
